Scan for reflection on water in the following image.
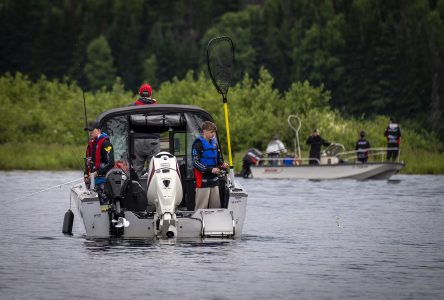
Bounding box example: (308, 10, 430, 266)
(387, 179, 401, 184)
(82, 238, 236, 254)
(1, 171, 444, 300)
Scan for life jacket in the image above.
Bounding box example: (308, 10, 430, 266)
(356, 139, 369, 159)
(196, 136, 218, 167)
(193, 137, 220, 189)
(86, 133, 110, 170)
(386, 124, 401, 146)
(134, 97, 157, 106)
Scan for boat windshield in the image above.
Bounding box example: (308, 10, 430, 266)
(101, 111, 216, 178)
(103, 115, 129, 170)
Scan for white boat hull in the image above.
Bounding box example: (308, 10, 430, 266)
(250, 162, 404, 180)
(69, 104, 249, 239)
(70, 183, 248, 239)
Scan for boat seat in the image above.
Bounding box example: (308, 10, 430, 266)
(138, 173, 148, 192)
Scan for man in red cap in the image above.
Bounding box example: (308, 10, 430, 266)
(130, 83, 160, 177)
(131, 83, 157, 106)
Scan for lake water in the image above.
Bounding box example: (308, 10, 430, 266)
(0, 171, 443, 300)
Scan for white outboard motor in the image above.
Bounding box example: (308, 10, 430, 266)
(147, 152, 183, 238)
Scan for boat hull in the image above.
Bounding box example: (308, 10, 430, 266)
(70, 183, 248, 239)
(250, 162, 404, 180)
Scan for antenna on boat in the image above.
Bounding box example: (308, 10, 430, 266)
(82, 89, 89, 142)
(61, 87, 89, 235)
(288, 115, 301, 159)
(206, 36, 235, 181)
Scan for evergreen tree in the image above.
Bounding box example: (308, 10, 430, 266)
(84, 35, 116, 90)
(142, 54, 158, 88)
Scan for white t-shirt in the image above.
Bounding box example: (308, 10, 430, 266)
(266, 139, 287, 154)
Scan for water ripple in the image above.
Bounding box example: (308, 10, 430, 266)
(1, 173, 444, 299)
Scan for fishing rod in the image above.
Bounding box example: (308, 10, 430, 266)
(61, 88, 91, 235)
(10, 177, 84, 202)
(82, 88, 89, 143)
(82, 88, 95, 188)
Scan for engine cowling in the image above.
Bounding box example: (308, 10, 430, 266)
(146, 152, 183, 238)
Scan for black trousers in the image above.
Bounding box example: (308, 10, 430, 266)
(309, 156, 320, 165)
(386, 149, 399, 161)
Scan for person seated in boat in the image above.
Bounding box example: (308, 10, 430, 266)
(192, 121, 228, 210)
(384, 117, 401, 162)
(306, 129, 331, 165)
(355, 130, 371, 163)
(130, 83, 160, 177)
(266, 135, 287, 165)
(84, 121, 115, 207)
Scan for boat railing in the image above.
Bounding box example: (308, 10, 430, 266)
(336, 147, 401, 163)
(254, 147, 401, 166)
(255, 157, 318, 166)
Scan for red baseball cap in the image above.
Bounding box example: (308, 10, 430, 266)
(139, 83, 152, 97)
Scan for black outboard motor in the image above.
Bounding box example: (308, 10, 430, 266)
(105, 168, 130, 237)
(105, 168, 129, 202)
(239, 148, 263, 178)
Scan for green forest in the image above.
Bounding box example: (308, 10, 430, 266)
(1, 0, 444, 173)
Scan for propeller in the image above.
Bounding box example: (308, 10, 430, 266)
(112, 217, 130, 228)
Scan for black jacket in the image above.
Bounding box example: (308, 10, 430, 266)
(306, 135, 330, 159)
(384, 124, 401, 147)
(84, 137, 115, 177)
(355, 138, 371, 160)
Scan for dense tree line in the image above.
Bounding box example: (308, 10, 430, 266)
(2, 71, 444, 172)
(1, 0, 443, 139)
(0, 71, 440, 155)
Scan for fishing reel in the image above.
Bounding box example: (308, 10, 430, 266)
(84, 157, 94, 171)
(218, 168, 228, 177)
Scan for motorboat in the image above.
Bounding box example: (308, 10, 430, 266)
(70, 104, 248, 239)
(249, 155, 405, 180)
(247, 115, 404, 180)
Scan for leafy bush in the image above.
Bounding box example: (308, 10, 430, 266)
(0, 71, 442, 172)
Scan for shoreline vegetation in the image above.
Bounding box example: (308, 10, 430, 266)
(1, 144, 443, 175)
(1, 72, 443, 174)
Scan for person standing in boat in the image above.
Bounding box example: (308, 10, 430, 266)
(192, 121, 228, 210)
(131, 83, 157, 106)
(384, 117, 401, 161)
(355, 130, 371, 163)
(84, 121, 115, 207)
(266, 135, 287, 165)
(130, 83, 160, 177)
(306, 129, 331, 165)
